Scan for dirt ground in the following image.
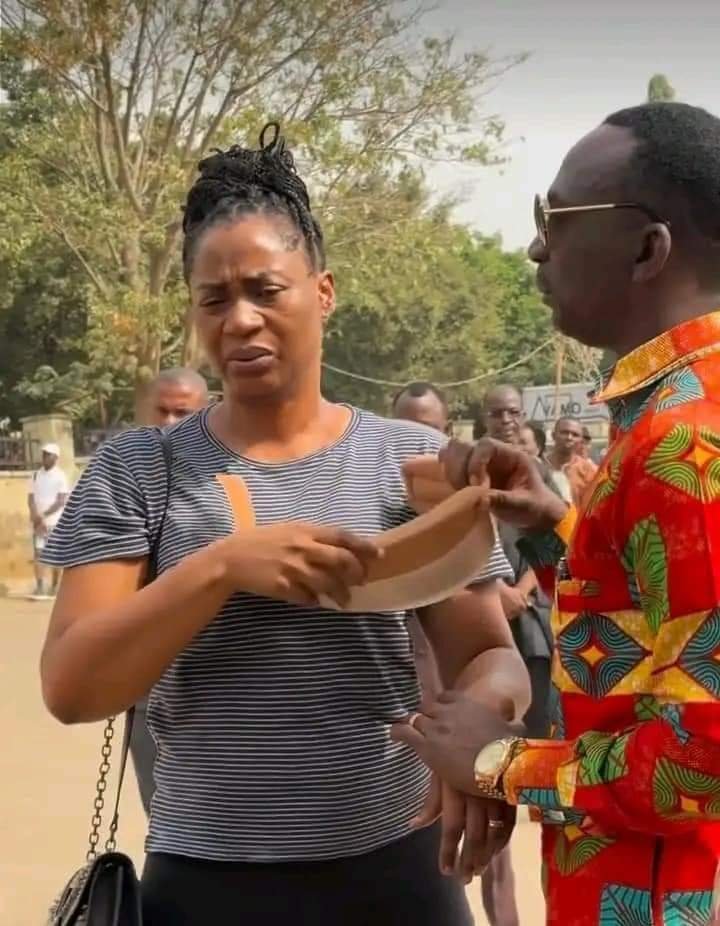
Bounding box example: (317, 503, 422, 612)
(0, 598, 544, 925)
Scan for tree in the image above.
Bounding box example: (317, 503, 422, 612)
(1, 0, 524, 414)
(647, 73, 676, 102)
(322, 221, 555, 414)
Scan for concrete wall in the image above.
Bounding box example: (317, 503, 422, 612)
(0, 472, 35, 592)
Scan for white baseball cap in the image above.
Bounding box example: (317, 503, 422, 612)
(41, 442, 60, 457)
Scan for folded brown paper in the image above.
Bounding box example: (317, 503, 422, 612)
(320, 486, 493, 613)
(215, 471, 491, 614)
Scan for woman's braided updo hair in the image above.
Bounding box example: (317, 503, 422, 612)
(182, 123, 325, 279)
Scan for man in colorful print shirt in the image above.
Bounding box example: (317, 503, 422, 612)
(395, 102, 720, 925)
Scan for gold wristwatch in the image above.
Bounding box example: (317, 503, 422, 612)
(473, 737, 525, 800)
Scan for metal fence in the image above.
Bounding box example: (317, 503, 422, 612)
(0, 436, 41, 470)
(74, 427, 125, 458)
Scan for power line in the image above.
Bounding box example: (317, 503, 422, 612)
(321, 337, 557, 389)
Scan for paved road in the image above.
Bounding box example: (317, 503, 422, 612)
(0, 598, 544, 925)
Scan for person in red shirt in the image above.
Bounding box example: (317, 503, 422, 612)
(396, 101, 720, 925)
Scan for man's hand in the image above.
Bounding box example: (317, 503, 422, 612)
(411, 773, 516, 883)
(391, 691, 518, 795)
(440, 438, 568, 531)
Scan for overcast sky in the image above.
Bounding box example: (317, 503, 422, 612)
(423, 0, 720, 250)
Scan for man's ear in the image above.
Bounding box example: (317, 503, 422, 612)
(632, 223, 672, 284)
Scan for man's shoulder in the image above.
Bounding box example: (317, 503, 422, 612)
(633, 356, 720, 445)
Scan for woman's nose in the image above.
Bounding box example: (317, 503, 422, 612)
(224, 298, 264, 333)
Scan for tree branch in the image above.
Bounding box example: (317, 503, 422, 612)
(158, 0, 211, 160)
(122, 0, 151, 146)
(99, 41, 145, 216)
(94, 106, 117, 194)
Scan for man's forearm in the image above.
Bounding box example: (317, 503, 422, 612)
(517, 505, 577, 598)
(43, 495, 66, 517)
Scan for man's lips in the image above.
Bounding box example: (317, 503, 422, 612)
(535, 271, 552, 300)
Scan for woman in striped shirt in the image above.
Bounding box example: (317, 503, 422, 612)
(41, 125, 529, 925)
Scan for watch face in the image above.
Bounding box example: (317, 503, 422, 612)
(475, 739, 508, 776)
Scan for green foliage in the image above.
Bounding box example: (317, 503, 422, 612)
(647, 74, 676, 103)
(323, 221, 555, 414)
(0, 0, 546, 424)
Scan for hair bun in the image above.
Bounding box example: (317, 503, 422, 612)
(259, 121, 282, 152)
(182, 122, 324, 274)
(190, 122, 310, 216)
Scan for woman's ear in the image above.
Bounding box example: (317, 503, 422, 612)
(318, 271, 336, 323)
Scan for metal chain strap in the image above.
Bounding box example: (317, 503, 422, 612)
(86, 716, 116, 862)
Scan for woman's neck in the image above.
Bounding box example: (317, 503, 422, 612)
(209, 390, 350, 462)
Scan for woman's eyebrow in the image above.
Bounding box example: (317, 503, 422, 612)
(195, 281, 228, 294)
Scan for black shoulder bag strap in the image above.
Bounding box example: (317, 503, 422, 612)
(100, 430, 173, 852)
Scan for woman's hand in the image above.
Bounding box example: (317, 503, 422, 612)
(411, 774, 515, 883)
(498, 583, 528, 621)
(391, 691, 519, 795)
(216, 522, 382, 608)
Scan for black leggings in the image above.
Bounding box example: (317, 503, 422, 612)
(142, 823, 472, 925)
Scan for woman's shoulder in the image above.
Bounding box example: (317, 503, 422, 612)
(84, 414, 202, 490)
(351, 407, 446, 455)
(99, 414, 201, 463)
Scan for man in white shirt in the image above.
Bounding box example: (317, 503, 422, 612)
(28, 442, 69, 598)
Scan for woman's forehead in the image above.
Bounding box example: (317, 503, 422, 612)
(191, 214, 308, 279)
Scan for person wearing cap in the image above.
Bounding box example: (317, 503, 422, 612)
(28, 443, 69, 598)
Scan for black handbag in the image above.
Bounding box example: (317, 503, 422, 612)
(47, 711, 143, 925)
(47, 431, 173, 926)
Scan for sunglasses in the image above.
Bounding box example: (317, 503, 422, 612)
(534, 194, 670, 247)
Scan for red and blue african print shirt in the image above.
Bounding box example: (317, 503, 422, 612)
(506, 312, 720, 925)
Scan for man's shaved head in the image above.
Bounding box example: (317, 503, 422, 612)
(143, 367, 209, 427)
(392, 382, 449, 434)
(483, 384, 524, 444)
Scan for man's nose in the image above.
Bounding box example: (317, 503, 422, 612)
(528, 234, 547, 264)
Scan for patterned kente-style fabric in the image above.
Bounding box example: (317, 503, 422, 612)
(508, 312, 720, 925)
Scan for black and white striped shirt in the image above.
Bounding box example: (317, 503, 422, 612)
(45, 407, 511, 862)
